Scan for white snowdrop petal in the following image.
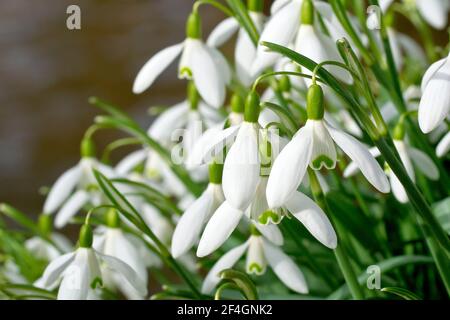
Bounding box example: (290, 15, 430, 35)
(408, 147, 439, 180)
(222, 123, 260, 210)
(201, 241, 249, 294)
(254, 222, 284, 246)
(379, 0, 394, 12)
(343, 147, 380, 178)
(207, 47, 232, 86)
(200, 124, 240, 165)
(43, 165, 82, 214)
(295, 25, 351, 84)
(310, 120, 337, 170)
(285, 191, 337, 249)
(266, 123, 313, 208)
(171, 187, 215, 258)
(55, 190, 90, 228)
(270, 0, 292, 14)
(397, 34, 426, 66)
(197, 201, 244, 257)
(98, 252, 148, 297)
(246, 236, 267, 275)
(95, 162, 116, 179)
(390, 170, 409, 203)
(421, 57, 447, 92)
(252, 0, 301, 76)
(207, 17, 240, 47)
(58, 249, 90, 300)
(416, 0, 448, 30)
(263, 240, 308, 294)
(199, 102, 225, 125)
(190, 41, 226, 108)
(51, 233, 73, 253)
(42, 252, 76, 287)
(107, 230, 148, 283)
(394, 140, 415, 181)
(326, 123, 390, 193)
(186, 125, 223, 169)
(148, 101, 189, 141)
(115, 150, 148, 176)
(388, 28, 403, 70)
(248, 177, 269, 221)
(235, 28, 257, 87)
(235, 12, 264, 87)
(418, 60, 450, 133)
(133, 42, 184, 94)
(436, 131, 450, 157)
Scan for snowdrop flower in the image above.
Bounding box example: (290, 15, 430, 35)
(43, 138, 115, 228)
(382, 0, 448, 30)
(41, 224, 147, 300)
(186, 94, 245, 169)
(201, 228, 308, 295)
(252, 0, 352, 81)
(436, 131, 450, 157)
(415, 0, 449, 29)
(133, 12, 230, 108)
(171, 163, 225, 258)
(197, 119, 337, 256)
(344, 123, 439, 203)
(147, 83, 223, 147)
(207, 2, 265, 86)
(293, 0, 352, 84)
(1, 260, 27, 285)
(251, 0, 305, 75)
(25, 215, 72, 261)
(267, 84, 390, 209)
(418, 52, 450, 133)
(392, 31, 426, 71)
(93, 210, 148, 300)
(381, 86, 421, 124)
(248, 176, 337, 249)
(186, 91, 265, 212)
(367, 5, 381, 30)
(117, 149, 188, 198)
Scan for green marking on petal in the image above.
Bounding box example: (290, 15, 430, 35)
(91, 277, 103, 289)
(86, 184, 99, 192)
(146, 168, 161, 179)
(179, 67, 192, 79)
(258, 210, 282, 225)
(311, 155, 335, 170)
(247, 263, 265, 275)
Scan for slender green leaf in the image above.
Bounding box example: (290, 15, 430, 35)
(218, 268, 258, 300)
(226, 0, 259, 46)
(0, 203, 40, 235)
(328, 255, 433, 299)
(381, 287, 421, 300)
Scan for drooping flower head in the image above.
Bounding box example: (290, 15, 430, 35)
(133, 11, 230, 108)
(41, 223, 147, 300)
(267, 84, 390, 209)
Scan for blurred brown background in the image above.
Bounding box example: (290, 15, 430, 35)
(0, 0, 227, 215)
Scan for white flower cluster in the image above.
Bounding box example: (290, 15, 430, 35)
(4, 0, 449, 300)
